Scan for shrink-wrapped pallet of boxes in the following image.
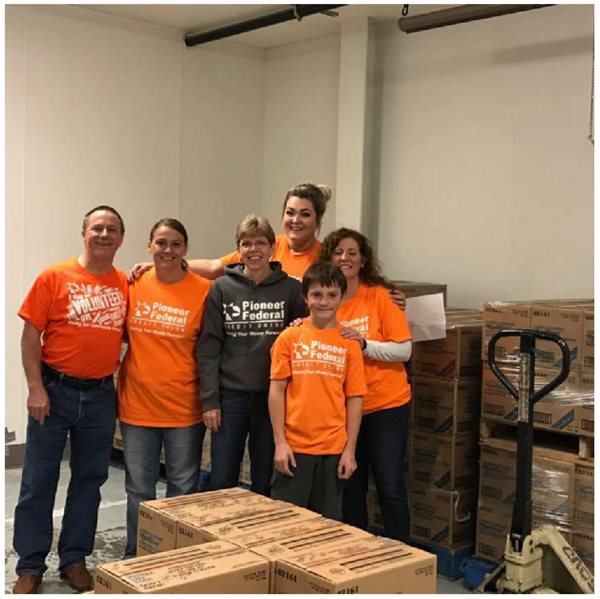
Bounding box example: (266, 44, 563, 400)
(479, 298, 594, 570)
(475, 438, 587, 562)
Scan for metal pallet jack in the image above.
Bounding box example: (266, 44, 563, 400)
(477, 329, 594, 594)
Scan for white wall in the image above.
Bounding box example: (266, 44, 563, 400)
(5, 6, 266, 446)
(261, 35, 340, 237)
(180, 41, 265, 257)
(373, 5, 594, 308)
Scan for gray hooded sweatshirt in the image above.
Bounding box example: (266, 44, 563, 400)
(197, 261, 307, 411)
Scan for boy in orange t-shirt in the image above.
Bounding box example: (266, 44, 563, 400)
(269, 262, 366, 519)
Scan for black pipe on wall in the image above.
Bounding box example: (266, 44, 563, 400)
(398, 4, 554, 34)
(185, 5, 346, 47)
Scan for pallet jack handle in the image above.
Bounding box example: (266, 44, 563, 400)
(488, 329, 571, 404)
(487, 329, 571, 553)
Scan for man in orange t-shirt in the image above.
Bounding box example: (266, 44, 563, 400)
(269, 263, 366, 520)
(12, 206, 127, 594)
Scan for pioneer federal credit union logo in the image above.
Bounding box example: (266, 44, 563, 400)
(223, 300, 286, 335)
(290, 338, 348, 379)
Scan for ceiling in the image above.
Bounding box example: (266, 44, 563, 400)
(75, 4, 445, 49)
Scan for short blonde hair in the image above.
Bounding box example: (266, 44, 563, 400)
(235, 214, 276, 246)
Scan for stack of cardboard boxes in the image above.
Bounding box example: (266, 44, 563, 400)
(476, 299, 594, 571)
(95, 488, 438, 593)
(407, 309, 484, 556)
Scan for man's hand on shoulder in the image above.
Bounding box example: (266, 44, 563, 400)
(389, 288, 406, 310)
(128, 262, 152, 284)
(27, 386, 50, 424)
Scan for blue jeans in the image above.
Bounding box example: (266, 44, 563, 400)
(342, 403, 411, 541)
(121, 421, 205, 557)
(13, 375, 116, 576)
(209, 391, 274, 496)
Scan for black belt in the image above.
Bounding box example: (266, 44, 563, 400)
(41, 363, 113, 391)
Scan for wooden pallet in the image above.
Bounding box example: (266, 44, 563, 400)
(480, 417, 594, 460)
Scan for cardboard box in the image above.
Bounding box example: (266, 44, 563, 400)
(409, 485, 477, 548)
(531, 305, 583, 371)
(273, 536, 437, 593)
(480, 363, 583, 434)
(574, 462, 594, 531)
(95, 541, 270, 594)
(482, 301, 533, 362)
(176, 503, 316, 547)
(235, 517, 372, 590)
(445, 308, 483, 319)
(230, 516, 371, 554)
(478, 439, 575, 529)
(410, 431, 479, 489)
(137, 489, 272, 555)
(412, 376, 481, 436)
(391, 280, 447, 307)
(576, 372, 594, 437)
(412, 321, 482, 379)
(482, 299, 592, 365)
(582, 309, 594, 373)
(474, 499, 512, 562)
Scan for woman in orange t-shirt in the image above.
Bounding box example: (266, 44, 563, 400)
(117, 218, 211, 557)
(320, 228, 413, 542)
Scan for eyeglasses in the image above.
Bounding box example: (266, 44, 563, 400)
(239, 240, 270, 250)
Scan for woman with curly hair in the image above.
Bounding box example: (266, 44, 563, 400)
(319, 228, 412, 541)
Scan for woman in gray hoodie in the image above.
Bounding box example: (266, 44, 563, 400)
(196, 215, 307, 495)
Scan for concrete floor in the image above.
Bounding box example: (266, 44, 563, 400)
(5, 459, 474, 594)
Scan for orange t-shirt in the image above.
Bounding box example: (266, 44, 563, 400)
(18, 257, 128, 378)
(270, 320, 367, 455)
(117, 269, 212, 427)
(220, 234, 320, 282)
(337, 285, 412, 414)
